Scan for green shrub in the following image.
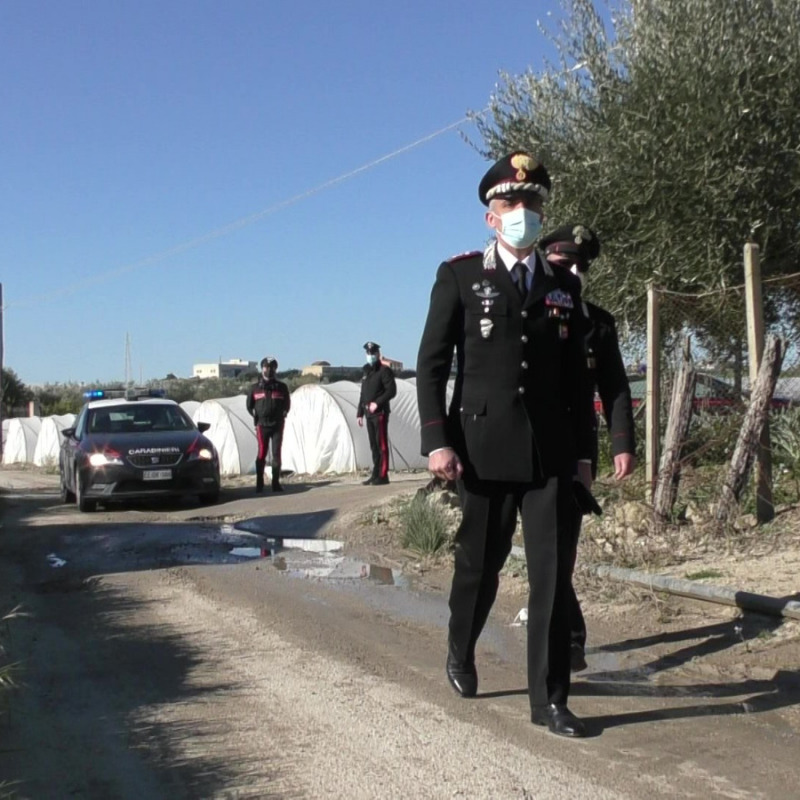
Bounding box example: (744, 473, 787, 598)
(399, 495, 451, 556)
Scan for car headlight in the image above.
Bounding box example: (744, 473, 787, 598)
(89, 451, 123, 467)
(195, 447, 214, 461)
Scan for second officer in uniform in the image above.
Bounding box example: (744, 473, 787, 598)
(246, 356, 291, 493)
(357, 341, 397, 485)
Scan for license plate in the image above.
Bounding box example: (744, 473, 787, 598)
(143, 469, 172, 481)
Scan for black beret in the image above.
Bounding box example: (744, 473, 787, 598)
(478, 152, 551, 206)
(260, 356, 278, 368)
(363, 341, 380, 354)
(539, 224, 600, 271)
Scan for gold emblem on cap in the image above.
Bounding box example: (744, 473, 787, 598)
(572, 225, 590, 244)
(510, 153, 536, 181)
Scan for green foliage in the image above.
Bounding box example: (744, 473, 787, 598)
(474, 0, 800, 343)
(1, 367, 33, 416)
(685, 569, 724, 580)
(772, 406, 800, 496)
(399, 495, 451, 555)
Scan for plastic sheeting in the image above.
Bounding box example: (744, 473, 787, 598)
(2, 417, 43, 465)
(190, 379, 453, 477)
(282, 379, 429, 476)
(33, 414, 76, 467)
(193, 395, 257, 477)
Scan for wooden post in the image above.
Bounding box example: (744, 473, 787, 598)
(645, 283, 661, 498)
(653, 337, 696, 520)
(716, 335, 784, 528)
(743, 243, 774, 522)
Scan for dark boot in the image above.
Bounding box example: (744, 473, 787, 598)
(271, 472, 284, 492)
(255, 460, 265, 493)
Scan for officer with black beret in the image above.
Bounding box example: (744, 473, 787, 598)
(416, 152, 596, 737)
(540, 224, 636, 672)
(357, 341, 397, 485)
(246, 356, 291, 493)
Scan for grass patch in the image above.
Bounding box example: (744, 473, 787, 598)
(398, 495, 451, 556)
(685, 569, 725, 580)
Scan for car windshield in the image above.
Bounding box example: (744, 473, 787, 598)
(88, 404, 195, 434)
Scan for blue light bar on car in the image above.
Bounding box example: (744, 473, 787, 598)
(83, 389, 106, 399)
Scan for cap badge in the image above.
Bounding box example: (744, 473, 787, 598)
(510, 153, 536, 181)
(572, 225, 590, 245)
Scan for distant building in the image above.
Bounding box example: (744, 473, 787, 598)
(301, 356, 404, 380)
(193, 359, 257, 379)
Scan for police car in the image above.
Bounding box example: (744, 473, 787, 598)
(59, 389, 221, 512)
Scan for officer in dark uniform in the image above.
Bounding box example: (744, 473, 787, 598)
(416, 152, 596, 737)
(246, 356, 291, 493)
(357, 342, 397, 485)
(540, 224, 636, 671)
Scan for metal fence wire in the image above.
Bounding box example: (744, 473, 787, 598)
(610, 268, 800, 514)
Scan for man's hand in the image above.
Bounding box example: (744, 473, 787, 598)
(613, 453, 635, 480)
(576, 461, 593, 490)
(357, 416, 364, 428)
(367, 401, 378, 414)
(428, 448, 464, 482)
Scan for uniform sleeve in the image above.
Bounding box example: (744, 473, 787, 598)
(245, 387, 254, 417)
(566, 285, 597, 463)
(416, 261, 463, 456)
(283, 383, 292, 417)
(375, 368, 397, 409)
(595, 314, 636, 456)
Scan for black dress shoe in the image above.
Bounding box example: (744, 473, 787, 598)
(446, 655, 477, 698)
(372, 476, 390, 485)
(531, 704, 586, 738)
(362, 478, 375, 485)
(570, 643, 588, 673)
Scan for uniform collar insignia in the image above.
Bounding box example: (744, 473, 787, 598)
(482, 241, 497, 272)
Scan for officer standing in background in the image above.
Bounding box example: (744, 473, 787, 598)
(246, 356, 291, 493)
(416, 152, 596, 737)
(357, 341, 397, 485)
(540, 224, 636, 671)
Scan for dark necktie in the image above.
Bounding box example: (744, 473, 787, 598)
(512, 261, 528, 298)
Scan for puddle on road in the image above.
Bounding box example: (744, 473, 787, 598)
(225, 528, 407, 587)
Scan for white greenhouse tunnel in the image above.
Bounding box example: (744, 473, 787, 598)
(33, 414, 76, 467)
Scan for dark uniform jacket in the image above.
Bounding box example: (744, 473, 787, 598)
(357, 363, 397, 417)
(246, 378, 291, 428)
(416, 242, 596, 483)
(581, 300, 636, 473)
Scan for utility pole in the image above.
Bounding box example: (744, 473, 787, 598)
(124, 332, 132, 389)
(0, 283, 4, 459)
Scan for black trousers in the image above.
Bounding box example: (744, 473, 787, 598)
(566, 504, 587, 649)
(365, 412, 390, 479)
(256, 424, 284, 473)
(448, 474, 574, 709)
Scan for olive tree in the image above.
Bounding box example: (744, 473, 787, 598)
(473, 0, 800, 346)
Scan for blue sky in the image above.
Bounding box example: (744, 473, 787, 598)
(1, 0, 575, 386)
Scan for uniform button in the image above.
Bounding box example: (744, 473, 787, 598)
(521, 361, 529, 369)
(521, 310, 528, 319)
(518, 386, 526, 395)
(521, 334, 528, 343)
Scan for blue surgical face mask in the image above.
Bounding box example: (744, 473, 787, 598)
(366, 354, 378, 365)
(495, 206, 542, 249)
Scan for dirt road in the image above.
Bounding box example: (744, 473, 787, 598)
(1, 468, 799, 799)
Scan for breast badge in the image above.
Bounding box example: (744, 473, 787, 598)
(480, 318, 494, 339)
(544, 289, 575, 309)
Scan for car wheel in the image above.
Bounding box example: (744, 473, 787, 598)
(198, 490, 220, 505)
(76, 473, 97, 513)
(60, 469, 76, 504)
